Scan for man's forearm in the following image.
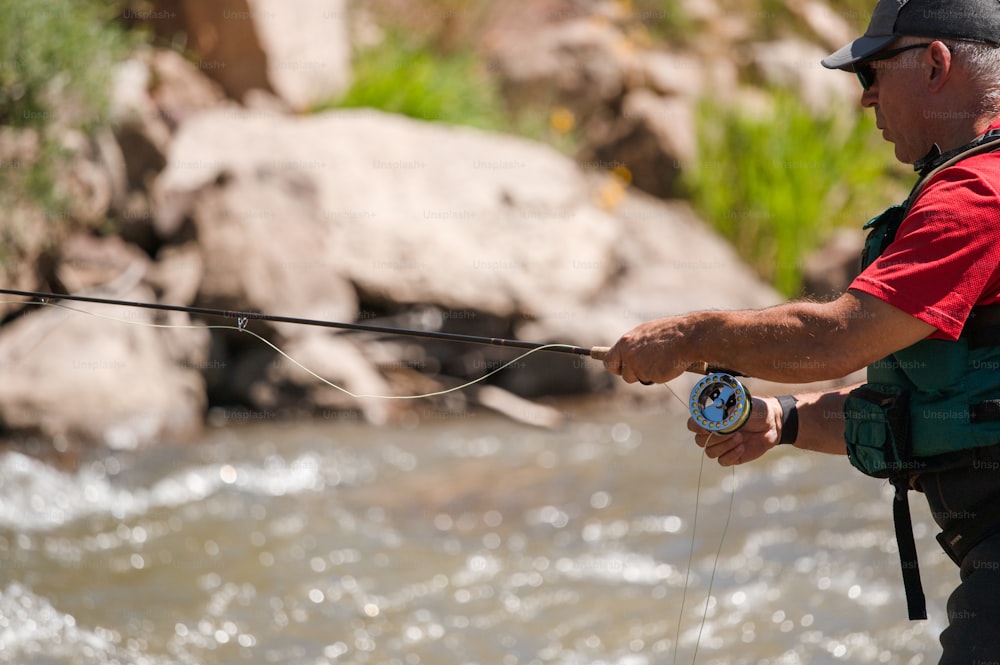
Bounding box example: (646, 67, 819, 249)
(607, 291, 935, 386)
(678, 305, 859, 382)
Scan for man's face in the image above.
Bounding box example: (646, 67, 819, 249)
(858, 42, 935, 164)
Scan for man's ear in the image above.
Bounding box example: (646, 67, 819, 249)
(926, 40, 954, 93)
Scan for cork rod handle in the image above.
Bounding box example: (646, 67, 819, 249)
(588, 346, 712, 376)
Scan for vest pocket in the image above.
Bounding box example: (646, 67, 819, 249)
(844, 383, 913, 478)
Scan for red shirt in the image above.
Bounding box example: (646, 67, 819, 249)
(849, 120, 1000, 340)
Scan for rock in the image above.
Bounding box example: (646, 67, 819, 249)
(153, 108, 631, 415)
(247, 0, 352, 109)
(490, 17, 632, 118)
(155, 108, 621, 319)
(253, 332, 399, 425)
(678, 0, 752, 44)
(470, 384, 565, 429)
(53, 130, 121, 226)
(150, 0, 351, 111)
(146, 48, 228, 130)
(787, 0, 858, 53)
(109, 49, 229, 252)
(625, 51, 704, 98)
(800, 227, 865, 300)
(108, 61, 169, 250)
(180, 163, 360, 335)
(109, 56, 171, 185)
(520, 177, 783, 378)
(144, 242, 210, 372)
(603, 185, 782, 314)
(154, 107, 780, 411)
(0, 281, 208, 450)
(479, 0, 588, 41)
(56, 233, 149, 294)
(747, 38, 857, 117)
(146, 242, 205, 307)
(0, 128, 48, 317)
(0, 127, 128, 310)
(589, 89, 695, 199)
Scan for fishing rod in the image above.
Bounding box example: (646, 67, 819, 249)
(0, 287, 609, 357)
(0, 287, 753, 433)
(2, 286, 742, 661)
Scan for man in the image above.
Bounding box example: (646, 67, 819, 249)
(603, 0, 1000, 661)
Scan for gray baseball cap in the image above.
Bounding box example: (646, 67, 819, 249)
(822, 0, 1000, 70)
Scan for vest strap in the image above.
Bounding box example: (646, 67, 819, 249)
(892, 480, 927, 620)
(861, 133, 1000, 269)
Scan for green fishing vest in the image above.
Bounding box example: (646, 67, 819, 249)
(843, 131, 1000, 622)
(844, 289, 1000, 478)
(844, 132, 1000, 479)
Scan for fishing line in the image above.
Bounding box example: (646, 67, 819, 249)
(5, 292, 741, 661)
(662, 383, 737, 665)
(1, 298, 580, 400)
(673, 440, 707, 665)
(693, 466, 736, 664)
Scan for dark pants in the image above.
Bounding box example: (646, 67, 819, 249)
(920, 455, 1000, 664)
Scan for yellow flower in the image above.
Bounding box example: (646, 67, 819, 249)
(612, 164, 633, 185)
(597, 175, 628, 211)
(549, 107, 576, 134)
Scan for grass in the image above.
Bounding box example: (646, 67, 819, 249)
(322, 32, 506, 130)
(0, 0, 127, 131)
(682, 91, 904, 296)
(320, 28, 584, 153)
(0, 0, 898, 294)
(0, 0, 129, 250)
(327, 9, 905, 296)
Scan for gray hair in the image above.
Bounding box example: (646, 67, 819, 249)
(944, 40, 1000, 115)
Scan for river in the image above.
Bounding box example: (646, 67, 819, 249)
(0, 402, 954, 664)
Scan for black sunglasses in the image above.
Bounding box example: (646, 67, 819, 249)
(853, 43, 933, 90)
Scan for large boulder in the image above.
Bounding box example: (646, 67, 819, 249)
(155, 108, 622, 319)
(747, 38, 857, 117)
(589, 89, 696, 199)
(489, 17, 632, 119)
(154, 108, 629, 412)
(0, 280, 208, 451)
(149, 0, 352, 111)
(154, 108, 780, 414)
(519, 177, 783, 360)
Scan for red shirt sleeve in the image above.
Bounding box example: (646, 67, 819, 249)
(848, 152, 1000, 340)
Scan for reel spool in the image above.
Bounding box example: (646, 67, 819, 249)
(689, 372, 752, 434)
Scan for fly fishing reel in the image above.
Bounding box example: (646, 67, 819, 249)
(689, 372, 752, 434)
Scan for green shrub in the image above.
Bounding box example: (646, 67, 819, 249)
(0, 0, 127, 130)
(0, 0, 130, 271)
(0, 0, 129, 243)
(683, 91, 904, 296)
(324, 32, 506, 130)
(627, 0, 696, 45)
(322, 31, 582, 154)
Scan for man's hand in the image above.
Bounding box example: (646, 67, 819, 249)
(687, 396, 783, 466)
(602, 317, 691, 384)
